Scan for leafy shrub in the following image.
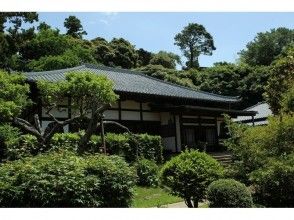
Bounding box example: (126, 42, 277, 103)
(224, 114, 294, 184)
(0, 124, 21, 161)
(207, 179, 253, 208)
(135, 158, 159, 187)
(0, 150, 136, 207)
(160, 150, 223, 207)
(51, 132, 80, 151)
(250, 157, 294, 207)
(6, 134, 39, 161)
(0, 124, 42, 161)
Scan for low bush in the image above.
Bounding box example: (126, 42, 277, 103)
(135, 158, 159, 187)
(0, 124, 21, 161)
(160, 150, 223, 208)
(51, 132, 80, 151)
(6, 134, 39, 161)
(207, 179, 253, 208)
(0, 150, 136, 207)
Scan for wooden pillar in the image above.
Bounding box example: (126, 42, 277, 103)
(251, 115, 255, 126)
(100, 115, 106, 154)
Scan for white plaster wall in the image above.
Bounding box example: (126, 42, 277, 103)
(104, 110, 119, 120)
(121, 100, 140, 109)
(143, 112, 160, 121)
(141, 102, 151, 110)
(160, 112, 171, 125)
(42, 107, 68, 118)
(121, 111, 140, 120)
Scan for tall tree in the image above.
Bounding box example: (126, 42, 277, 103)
(64, 15, 87, 39)
(174, 23, 216, 69)
(239, 27, 294, 66)
(265, 45, 294, 114)
(0, 12, 38, 70)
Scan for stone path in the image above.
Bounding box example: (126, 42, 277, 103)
(154, 201, 206, 208)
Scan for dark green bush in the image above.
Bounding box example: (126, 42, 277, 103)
(250, 157, 294, 207)
(207, 179, 253, 208)
(135, 158, 159, 187)
(0, 150, 136, 207)
(160, 150, 223, 208)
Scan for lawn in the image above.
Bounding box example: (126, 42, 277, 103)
(132, 186, 182, 208)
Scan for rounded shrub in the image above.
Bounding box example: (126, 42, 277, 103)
(160, 150, 223, 208)
(0, 151, 136, 207)
(135, 158, 159, 187)
(207, 179, 253, 208)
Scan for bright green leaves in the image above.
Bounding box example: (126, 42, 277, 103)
(0, 71, 30, 120)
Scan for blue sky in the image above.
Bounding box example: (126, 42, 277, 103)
(37, 12, 294, 67)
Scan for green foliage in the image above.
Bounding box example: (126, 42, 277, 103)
(136, 48, 153, 67)
(225, 114, 294, 207)
(0, 124, 21, 160)
(5, 134, 39, 161)
(150, 51, 181, 69)
(51, 132, 80, 151)
(38, 71, 118, 113)
(89, 133, 163, 163)
(239, 27, 294, 66)
(265, 46, 294, 114)
(0, 71, 30, 120)
(0, 151, 136, 207)
(281, 85, 294, 114)
(134, 158, 159, 187)
(136, 64, 195, 88)
(191, 63, 270, 108)
(174, 23, 216, 69)
(249, 156, 294, 207)
(160, 150, 223, 207)
(64, 15, 87, 39)
(110, 38, 138, 69)
(207, 179, 253, 208)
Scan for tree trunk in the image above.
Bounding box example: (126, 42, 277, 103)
(193, 198, 199, 208)
(185, 198, 193, 208)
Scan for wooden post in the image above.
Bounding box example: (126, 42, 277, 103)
(251, 115, 255, 126)
(100, 115, 106, 154)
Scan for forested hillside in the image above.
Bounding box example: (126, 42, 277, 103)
(0, 13, 293, 109)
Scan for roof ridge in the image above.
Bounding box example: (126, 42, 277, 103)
(25, 65, 86, 76)
(83, 63, 240, 101)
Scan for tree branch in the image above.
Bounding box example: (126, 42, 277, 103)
(98, 120, 130, 133)
(13, 117, 43, 139)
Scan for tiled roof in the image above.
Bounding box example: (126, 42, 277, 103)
(234, 102, 272, 122)
(24, 64, 240, 103)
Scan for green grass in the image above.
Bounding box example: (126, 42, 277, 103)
(132, 186, 182, 208)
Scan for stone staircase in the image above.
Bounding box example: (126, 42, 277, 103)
(209, 152, 232, 166)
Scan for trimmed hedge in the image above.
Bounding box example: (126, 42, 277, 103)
(0, 150, 136, 207)
(53, 132, 163, 163)
(207, 179, 253, 208)
(134, 158, 159, 187)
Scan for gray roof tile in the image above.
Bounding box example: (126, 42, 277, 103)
(24, 64, 240, 103)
